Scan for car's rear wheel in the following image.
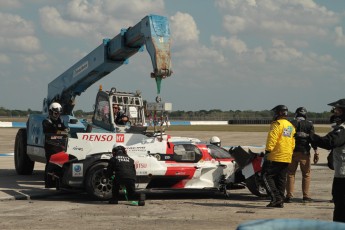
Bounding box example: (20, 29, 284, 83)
(85, 162, 112, 200)
(245, 173, 267, 197)
(14, 128, 34, 175)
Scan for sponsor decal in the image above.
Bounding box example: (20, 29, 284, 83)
(116, 134, 124, 142)
(126, 146, 146, 152)
(150, 153, 173, 161)
(72, 163, 83, 177)
(164, 155, 172, 160)
(73, 146, 83, 151)
(81, 134, 114, 142)
(283, 126, 293, 137)
(135, 161, 148, 169)
(73, 61, 88, 78)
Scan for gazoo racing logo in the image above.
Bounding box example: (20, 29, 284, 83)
(80, 134, 124, 142)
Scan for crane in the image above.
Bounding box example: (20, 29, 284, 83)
(43, 14, 172, 115)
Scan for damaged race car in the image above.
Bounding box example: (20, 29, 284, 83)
(47, 132, 267, 200)
(48, 133, 238, 200)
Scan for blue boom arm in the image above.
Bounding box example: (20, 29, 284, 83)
(44, 14, 172, 115)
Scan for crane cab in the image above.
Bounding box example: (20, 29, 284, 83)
(92, 87, 147, 133)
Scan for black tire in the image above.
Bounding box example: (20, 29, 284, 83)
(14, 128, 34, 175)
(85, 162, 112, 200)
(245, 174, 267, 197)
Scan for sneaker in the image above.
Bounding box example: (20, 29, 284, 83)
(138, 193, 146, 206)
(108, 199, 118, 204)
(284, 197, 292, 203)
(302, 197, 313, 203)
(266, 201, 284, 208)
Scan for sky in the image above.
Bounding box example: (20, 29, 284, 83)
(1, 0, 345, 113)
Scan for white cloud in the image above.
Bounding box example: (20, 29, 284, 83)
(11, 36, 40, 52)
(102, 0, 164, 17)
(0, 13, 35, 36)
(67, 0, 104, 22)
(253, 47, 266, 63)
(39, 6, 94, 38)
(170, 12, 199, 46)
(0, 13, 40, 52)
(211, 35, 248, 54)
(260, 20, 327, 36)
(20, 53, 50, 72)
(268, 38, 302, 61)
(0, 53, 10, 64)
(335, 26, 345, 46)
(39, 1, 165, 41)
(174, 45, 225, 68)
(0, 0, 21, 8)
(223, 15, 246, 34)
(216, 0, 339, 37)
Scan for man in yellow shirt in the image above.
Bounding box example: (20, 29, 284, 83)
(262, 105, 296, 208)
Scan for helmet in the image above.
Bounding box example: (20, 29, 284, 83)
(49, 102, 62, 121)
(271, 105, 288, 120)
(329, 114, 342, 124)
(210, 136, 221, 147)
(112, 144, 127, 155)
(328, 99, 345, 123)
(295, 107, 307, 119)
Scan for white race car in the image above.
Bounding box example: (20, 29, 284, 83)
(48, 132, 237, 200)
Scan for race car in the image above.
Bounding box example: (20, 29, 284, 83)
(48, 132, 237, 200)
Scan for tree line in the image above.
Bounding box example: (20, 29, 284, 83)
(0, 106, 331, 123)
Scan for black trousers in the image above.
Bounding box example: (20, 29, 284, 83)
(262, 161, 289, 203)
(44, 151, 53, 186)
(332, 177, 345, 222)
(112, 178, 140, 202)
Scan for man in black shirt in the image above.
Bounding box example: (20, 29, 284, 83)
(105, 145, 145, 206)
(310, 99, 345, 222)
(42, 102, 68, 188)
(285, 107, 318, 203)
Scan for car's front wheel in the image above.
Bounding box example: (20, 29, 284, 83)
(85, 162, 112, 200)
(245, 173, 267, 197)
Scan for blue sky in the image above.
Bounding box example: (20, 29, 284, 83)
(1, 0, 345, 113)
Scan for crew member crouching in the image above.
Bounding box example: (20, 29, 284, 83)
(105, 144, 145, 206)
